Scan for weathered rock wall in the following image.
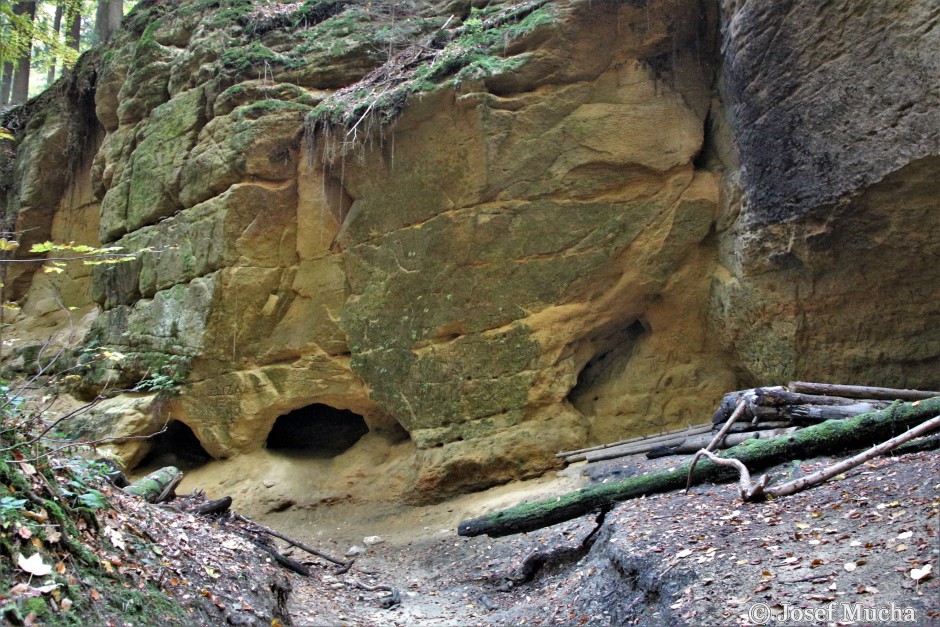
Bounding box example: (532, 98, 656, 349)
(1, 0, 937, 505)
(711, 0, 940, 387)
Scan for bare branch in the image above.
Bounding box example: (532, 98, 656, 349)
(686, 398, 746, 493)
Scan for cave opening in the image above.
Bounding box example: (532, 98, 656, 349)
(137, 420, 211, 471)
(567, 318, 652, 415)
(266, 404, 369, 457)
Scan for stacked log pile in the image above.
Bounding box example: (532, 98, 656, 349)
(459, 392, 940, 538)
(557, 382, 940, 464)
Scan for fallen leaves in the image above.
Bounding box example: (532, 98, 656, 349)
(910, 564, 933, 581)
(17, 552, 52, 577)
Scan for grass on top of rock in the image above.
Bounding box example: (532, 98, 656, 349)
(305, 0, 555, 160)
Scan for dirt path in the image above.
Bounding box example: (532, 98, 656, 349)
(259, 449, 939, 626)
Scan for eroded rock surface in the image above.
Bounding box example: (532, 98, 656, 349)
(1, 0, 936, 505)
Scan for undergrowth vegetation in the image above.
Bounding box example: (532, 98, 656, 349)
(0, 383, 189, 625)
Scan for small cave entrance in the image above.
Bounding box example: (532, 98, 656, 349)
(567, 318, 652, 416)
(137, 420, 212, 472)
(266, 404, 369, 457)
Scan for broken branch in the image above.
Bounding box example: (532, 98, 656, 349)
(686, 398, 746, 493)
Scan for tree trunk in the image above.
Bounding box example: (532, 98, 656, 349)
(66, 5, 81, 52)
(0, 62, 13, 105)
(47, 3, 65, 84)
(788, 381, 940, 401)
(10, 1, 36, 104)
(95, 0, 123, 44)
(457, 397, 940, 538)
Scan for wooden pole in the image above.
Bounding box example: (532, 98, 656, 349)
(560, 424, 713, 461)
(788, 381, 940, 401)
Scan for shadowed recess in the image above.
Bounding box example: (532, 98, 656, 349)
(266, 404, 369, 456)
(138, 420, 212, 471)
(567, 318, 652, 415)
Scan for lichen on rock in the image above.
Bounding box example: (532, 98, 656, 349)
(0, 0, 936, 507)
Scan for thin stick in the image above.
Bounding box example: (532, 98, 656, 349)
(559, 424, 712, 459)
(685, 398, 746, 493)
(762, 414, 940, 499)
(232, 513, 349, 568)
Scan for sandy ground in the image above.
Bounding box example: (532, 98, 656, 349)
(179, 447, 940, 626)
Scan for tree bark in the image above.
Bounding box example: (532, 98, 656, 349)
(47, 3, 64, 84)
(95, 0, 123, 44)
(10, 1, 36, 104)
(457, 397, 940, 538)
(66, 4, 81, 52)
(123, 466, 183, 503)
(0, 62, 13, 105)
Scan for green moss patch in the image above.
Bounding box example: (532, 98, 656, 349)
(305, 0, 556, 159)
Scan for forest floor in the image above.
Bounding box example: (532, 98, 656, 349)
(268, 447, 940, 626)
(6, 439, 936, 626)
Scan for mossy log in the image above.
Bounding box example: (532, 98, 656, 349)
(123, 466, 183, 503)
(457, 397, 940, 538)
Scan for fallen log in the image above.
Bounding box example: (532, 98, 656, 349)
(788, 402, 890, 422)
(123, 466, 183, 503)
(787, 381, 940, 401)
(581, 427, 717, 462)
(757, 389, 882, 407)
(701, 414, 940, 502)
(196, 496, 233, 516)
(457, 397, 940, 538)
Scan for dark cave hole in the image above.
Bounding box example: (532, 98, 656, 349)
(266, 404, 369, 457)
(138, 420, 211, 471)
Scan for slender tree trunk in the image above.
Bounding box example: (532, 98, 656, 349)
(11, 1, 37, 104)
(0, 63, 13, 105)
(95, 0, 123, 44)
(66, 4, 81, 52)
(47, 3, 65, 84)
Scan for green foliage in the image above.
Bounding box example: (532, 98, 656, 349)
(0, 380, 194, 624)
(240, 0, 351, 36)
(0, 495, 28, 526)
(306, 0, 555, 158)
(132, 372, 179, 394)
(0, 1, 83, 68)
(124, 0, 180, 34)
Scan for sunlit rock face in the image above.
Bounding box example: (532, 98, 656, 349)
(2, 0, 936, 504)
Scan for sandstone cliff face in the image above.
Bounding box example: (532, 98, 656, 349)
(1, 0, 936, 505)
(711, 0, 940, 388)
